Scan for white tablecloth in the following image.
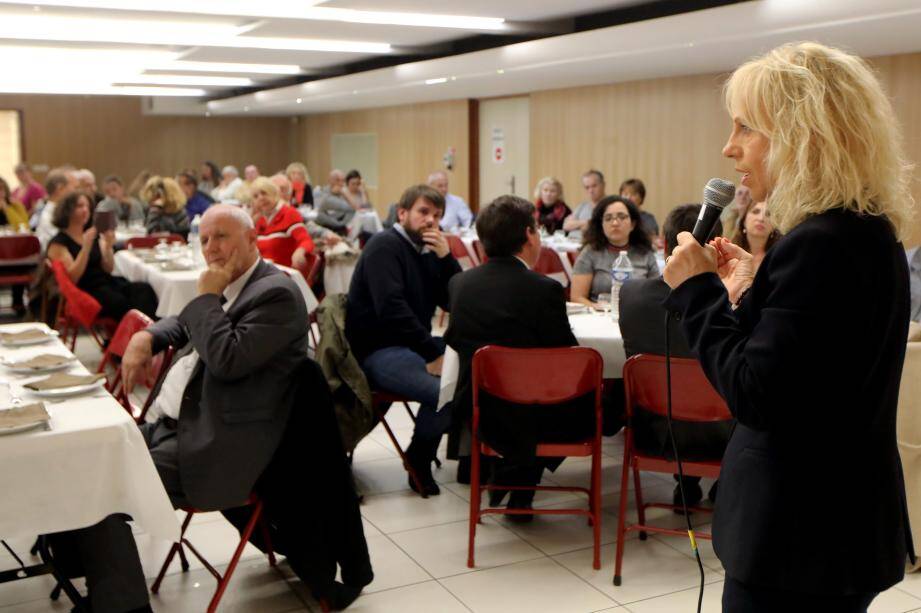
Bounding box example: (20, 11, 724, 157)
(114, 250, 318, 317)
(438, 311, 626, 408)
(0, 323, 179, 541)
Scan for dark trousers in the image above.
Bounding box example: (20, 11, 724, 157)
(89, 278, 159, 321)
(722, 575, 877, 612)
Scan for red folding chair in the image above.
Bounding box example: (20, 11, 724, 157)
(125, 233, 186, 249)
(471, 239, 488, 264)
(292, 251, 325, 301)
(0, 235, 40, 315)
(533, 246, 570, 287)
(150, 494, 276, 613)
(47, 259, 118, 351)
(371, 389, 441, 498)
(612, 354, 731, 586)
(468, 346, 604, 569)
(446, 235, 478, 270)
(96, 309, 174, 422)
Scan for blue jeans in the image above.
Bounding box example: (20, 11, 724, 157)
(362, 340, 452, 443)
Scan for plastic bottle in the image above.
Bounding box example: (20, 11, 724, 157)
(610, 250, 634, 320)
(189, 214, 203, 267)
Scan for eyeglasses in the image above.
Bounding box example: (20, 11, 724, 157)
(602, 214, 630, 223)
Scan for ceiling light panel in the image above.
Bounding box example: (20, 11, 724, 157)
(117, 75, 254, 87)
(147, 61, 303, 75)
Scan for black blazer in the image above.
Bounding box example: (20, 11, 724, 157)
(148, 259, 309, 510)
(445, 257, 590, 462)
(665, 208, 913, 594)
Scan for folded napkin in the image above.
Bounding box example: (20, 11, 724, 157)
(24, 373, 105, 391)
(566, 302, 590, 315)
(324, 241, 360, 262)
(0, 328, 50, 343)
(159, 261, 195, 272)
(0, 402, 49, 430)
(5, 354, 72, 370)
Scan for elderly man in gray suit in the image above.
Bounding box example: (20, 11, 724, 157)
(50, 204, 309, 613)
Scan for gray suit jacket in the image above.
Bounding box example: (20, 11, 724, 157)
(147, 259, 308, 510)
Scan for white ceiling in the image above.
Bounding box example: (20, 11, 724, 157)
(194, 0, 921, 116)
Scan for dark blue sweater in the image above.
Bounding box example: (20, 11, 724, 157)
(346, 227, 461, 362)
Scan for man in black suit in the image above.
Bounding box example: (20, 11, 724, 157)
(445, 195, 591, 520)
(618, 204, 733, 508)
(46, 205, 323, 612)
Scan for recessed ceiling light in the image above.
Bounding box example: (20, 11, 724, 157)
(352, 90, 358, 95)
(450, 76, 457, 81)
(296, 97, 303, 103)
(425, 77, 448, 85)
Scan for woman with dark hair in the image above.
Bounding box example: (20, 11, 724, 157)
(731, 199, 779, 273)
(46, 192, 158, 320)
(344, 169, 371, 210)
(570, 195, 659, 307)
(198, 161, 221, 195)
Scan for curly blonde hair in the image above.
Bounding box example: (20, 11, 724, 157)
(285, 162, 311, 185)
(141, 176, 187, 214)
(724, 42, 915, 240)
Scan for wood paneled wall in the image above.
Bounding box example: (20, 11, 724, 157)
(293, 100, 469, 216)
(530, 51, 921, 247)
(0, 94, 295, 185)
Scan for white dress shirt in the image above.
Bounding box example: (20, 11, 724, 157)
(440, 193, 473, 230)
(147, 257, 261, 421)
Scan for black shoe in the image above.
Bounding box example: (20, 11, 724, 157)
(456, 456, 471, 484)
(488, 488, 509, 507)
(673, 481, 703, 514)
(506, 490, 536, 524)
(406, 440, 440, 496)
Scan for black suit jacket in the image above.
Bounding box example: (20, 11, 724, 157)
(148, 259, 308, 510)
(665, 208, 913, 594)
(445, 257, 591, 462)
(619, 278, 733, 460)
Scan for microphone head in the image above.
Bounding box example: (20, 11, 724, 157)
(703, 178, 736, 210)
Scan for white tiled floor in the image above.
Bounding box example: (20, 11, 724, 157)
(2, 334, 921, 612)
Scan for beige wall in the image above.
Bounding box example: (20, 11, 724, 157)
(293, 99, 470, 216)
(0, 94, 295, 186)
(530, 51, 921, 247)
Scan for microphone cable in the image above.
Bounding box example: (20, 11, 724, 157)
(664, 311, 706, 613)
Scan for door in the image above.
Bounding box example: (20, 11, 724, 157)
(478, 96, 529, 209)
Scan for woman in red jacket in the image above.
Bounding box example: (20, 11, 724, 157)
(250, 176, 314, 268)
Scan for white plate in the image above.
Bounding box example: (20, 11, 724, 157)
(0, 330, 60, 347)
(0, 420, 46, 435)
(2, 355, 76, 374)
(28, 379, 106, 398)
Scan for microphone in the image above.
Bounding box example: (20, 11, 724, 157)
(692, 178, 735, 244)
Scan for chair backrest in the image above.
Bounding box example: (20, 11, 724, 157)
(292, 251, 324, 288)
(0, 235, 40, 265)
(623, 354, 731, 423)
(126, 234, 185, 249)
(533, 246, 569, 287)
(107, 309, 154, 360)
(446, 234, 476, 270)
(472, 345, 603, 407)
(48, 259, 102, 328)
(472, 239, 488, 264)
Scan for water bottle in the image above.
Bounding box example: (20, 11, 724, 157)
(189, 214, 203, 267)
(610, 250, 634, 320)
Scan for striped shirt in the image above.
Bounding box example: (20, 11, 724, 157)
(255, 202, 314, 267)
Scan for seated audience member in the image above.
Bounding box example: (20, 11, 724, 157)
(142, 176, 190, 238)
(571, 196, 659, 307)
(345, 169, 371, 210)
(286, 161, 314, 208)
(97, 175, 145, 226)
(315, 169, 357, 233)
(211, 165, 243, 202)
(34, 168, 77, 248)
(382, 202, 398, 229)
(619, 178, 659, 239)
(721, 183, 752, 230)
(235, 164, 260, 204)
(198, 160, 221, 195)
(428, 170, 472, 230)
(176, 169, 214, 218)
(909, 247, 921, 322)
(533, 176, 571, 234)
(0, 176, 30, 228)
(250, 176, 315, 268)
(445, 195, 592, 520)
(346, 185, 462, 495)
(12, 163, 46, 212)
(619, 203, 734, 507)
(270, 173, 340, 247)
(731, 199, 779, 273)
(47, 192, 158, 320)
(75, 168, 104, 205)
(47, 205, 360, 612)
(564, 169, 606, 240)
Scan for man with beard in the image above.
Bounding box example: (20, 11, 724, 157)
(346, 184, 462, 495)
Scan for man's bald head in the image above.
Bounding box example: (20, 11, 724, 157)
(270, 173, 292, 200)
(427, 170, 449, 198)
(200, 204, 258, 281)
